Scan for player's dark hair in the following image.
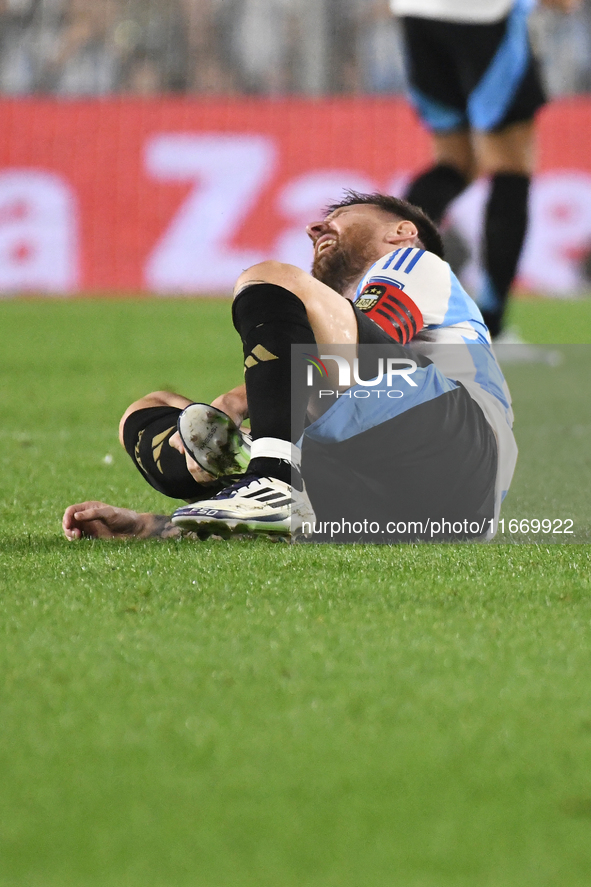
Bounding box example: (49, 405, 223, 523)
(325, 190, 445, 259)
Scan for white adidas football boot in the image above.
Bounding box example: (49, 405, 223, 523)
(171, 475, 315, 539)
(177, 402, 251, 479)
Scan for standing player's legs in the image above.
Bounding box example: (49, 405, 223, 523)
(400, 16, 473, 224)
(407, 124, 536, 340)
(405, 130, 473, 225)
(474, 121, 534, 338)
(466, 0, 545, 338)
(401, 11, 545, 337)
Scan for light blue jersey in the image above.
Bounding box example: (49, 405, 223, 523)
(354, 247, 512, 417)
(351, 247, 518, 511)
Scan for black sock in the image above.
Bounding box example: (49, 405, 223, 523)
(480, 173, 530, 337)
(232, 283, 316, 482)
(246, 457, 301, 488)
(405, 163, 468, 225)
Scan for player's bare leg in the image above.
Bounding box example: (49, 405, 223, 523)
(474, 119, 535, 177)
(432, 130, 475, 179)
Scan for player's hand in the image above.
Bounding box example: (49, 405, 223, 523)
(168, 431, 217, 484)
(63, 501, 147, 539)
(211, 385, 248, 427)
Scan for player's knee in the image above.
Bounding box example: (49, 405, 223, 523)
(119, 404, 138, 447)
(119, 397, 152, 447)
(234, 261, 303, 298)
(118, 391, 179, 447)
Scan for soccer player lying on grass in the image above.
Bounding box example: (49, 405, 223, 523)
(63, 191, 516, 543)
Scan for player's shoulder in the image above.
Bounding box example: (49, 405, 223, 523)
(371, 246, 449, 279)
(362, 247, 450, 293)
(355, 247, 451, 305)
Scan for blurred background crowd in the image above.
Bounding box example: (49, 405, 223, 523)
(1, 0, 590, 97)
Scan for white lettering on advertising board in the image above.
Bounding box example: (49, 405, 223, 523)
(144, 134, 276, 292)
(0, 170, 78, 293)
(1, 136, 591, 298)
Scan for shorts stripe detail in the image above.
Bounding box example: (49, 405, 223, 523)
(468, 3, 531, 130)
(409, 86, 466, 132)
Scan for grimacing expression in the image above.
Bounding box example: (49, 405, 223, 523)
(307, 205, 397, 294)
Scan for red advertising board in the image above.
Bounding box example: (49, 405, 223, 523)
(1, 97, 591, 296)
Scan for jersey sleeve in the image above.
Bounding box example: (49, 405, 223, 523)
(354, 248, 452, 343)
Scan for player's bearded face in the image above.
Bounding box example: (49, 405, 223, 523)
(311, 220, 382, 294)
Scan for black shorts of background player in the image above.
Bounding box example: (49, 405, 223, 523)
(393, 0, 579, 338)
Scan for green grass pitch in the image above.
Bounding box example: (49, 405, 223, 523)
(1, 296, 591, 887)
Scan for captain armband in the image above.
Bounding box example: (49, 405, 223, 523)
(356, 280, 423, 345)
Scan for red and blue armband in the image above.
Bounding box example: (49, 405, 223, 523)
(356, 280, 423, 344)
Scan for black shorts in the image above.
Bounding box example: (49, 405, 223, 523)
(401, 10, 546, 132)
(122, 406, 225, 502)
(302, 383, 498, 542)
